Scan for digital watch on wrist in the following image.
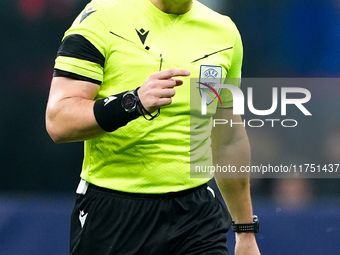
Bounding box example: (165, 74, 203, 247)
(231, 215, 260, 233)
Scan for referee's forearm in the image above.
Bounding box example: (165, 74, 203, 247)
(213, 136, 254, 224)
(46, 97, 104, 143)
(215, 177, 253, 224)
(46, 77, 106, 143)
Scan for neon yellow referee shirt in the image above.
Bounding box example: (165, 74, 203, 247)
(54, 0, 243, 193)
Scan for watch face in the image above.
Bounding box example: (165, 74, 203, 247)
(122, 93, 136, 112)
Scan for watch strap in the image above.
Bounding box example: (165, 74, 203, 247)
(231, 215, 259, 233)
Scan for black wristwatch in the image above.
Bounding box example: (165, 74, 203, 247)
(231, 215, 260, 233)
(121, 90, 140, 117)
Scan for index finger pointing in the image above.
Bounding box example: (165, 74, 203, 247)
(154, 69, 190, 80)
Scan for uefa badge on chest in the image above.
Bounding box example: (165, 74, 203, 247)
(198, 65, 222, 106)
(198, 65, 223, 116)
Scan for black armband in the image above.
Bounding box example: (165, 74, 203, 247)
(93, 91, 141, 132)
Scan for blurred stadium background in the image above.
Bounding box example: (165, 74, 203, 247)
(0, 0, 339, 254)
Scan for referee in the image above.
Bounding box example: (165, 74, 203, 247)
(46, 0, 260, 254)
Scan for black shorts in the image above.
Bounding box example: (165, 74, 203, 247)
(70, 181, 230, 255)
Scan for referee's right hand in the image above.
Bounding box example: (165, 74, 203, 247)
(137, 68, 190, 113)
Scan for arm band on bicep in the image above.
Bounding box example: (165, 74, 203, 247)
(93, 92, 140, 132)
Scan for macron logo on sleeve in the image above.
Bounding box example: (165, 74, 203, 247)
(104, 96, 117, 106)
(80, 7, 96, 23)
